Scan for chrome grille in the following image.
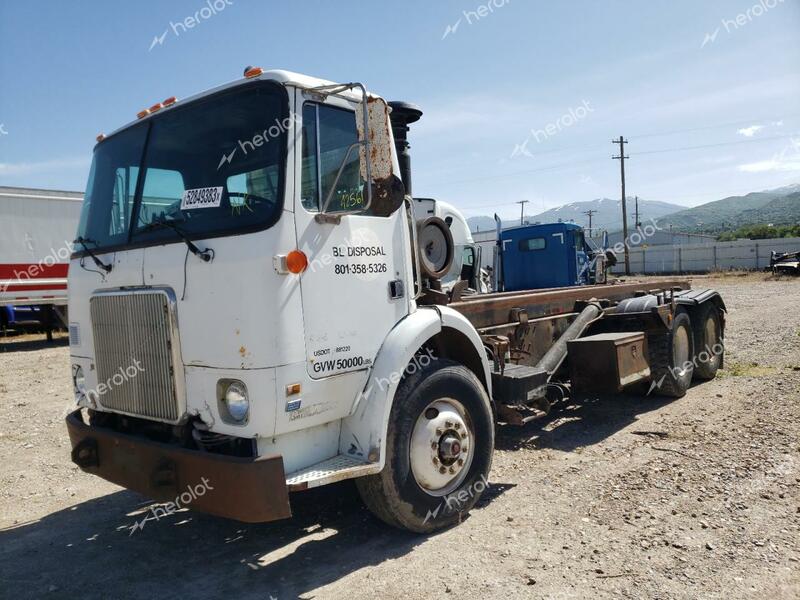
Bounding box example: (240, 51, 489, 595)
(90, 291, 180, 422)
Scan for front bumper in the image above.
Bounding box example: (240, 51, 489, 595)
(66, 410, 291, 523)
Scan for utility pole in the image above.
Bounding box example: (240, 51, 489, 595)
(583, 209, 597, 237)
(612, 136, 630, 275)
(634, 195, 641, 229)
(516, 200, 529, 226)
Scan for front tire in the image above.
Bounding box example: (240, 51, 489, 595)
(356, 358, 494, 533)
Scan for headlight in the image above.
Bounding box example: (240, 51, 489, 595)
(72, 365, 87, 397)
(223, 381, 249, 422)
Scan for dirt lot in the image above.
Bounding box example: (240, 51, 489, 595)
(1, 274, 798, 599)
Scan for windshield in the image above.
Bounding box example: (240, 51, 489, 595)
(76, 82, 288, 252)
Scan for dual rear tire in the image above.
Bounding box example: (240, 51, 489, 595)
(692, 303, 723, 381)
(648, 304, 723, 398)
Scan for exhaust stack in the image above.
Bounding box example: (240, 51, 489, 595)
(388, 101, 422, 196)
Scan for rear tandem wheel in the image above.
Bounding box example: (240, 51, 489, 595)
(647, 309, 694, 398)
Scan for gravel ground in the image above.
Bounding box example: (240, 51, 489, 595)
(0, 274, 798, 599)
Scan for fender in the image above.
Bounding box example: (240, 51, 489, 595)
(617, 289, 727, 315)
(673, 288, 727, 313)
(339, 305, 490, 470)
(438, 305, 493, 396)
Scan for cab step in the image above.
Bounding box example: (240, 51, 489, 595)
(285, 454, 381, 491)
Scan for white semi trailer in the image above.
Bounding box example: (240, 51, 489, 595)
(66, 68, 726, 532)
(0, 186, 82, 336)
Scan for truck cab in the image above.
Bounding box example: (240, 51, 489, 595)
(67, 69, 423, 517)
(414, 198, 484, 293)
(497, 222, 603, 292)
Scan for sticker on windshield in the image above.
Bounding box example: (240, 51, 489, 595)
(181, 186, 223, 210)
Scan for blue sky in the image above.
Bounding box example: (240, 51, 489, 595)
(1, 0, 798, 222)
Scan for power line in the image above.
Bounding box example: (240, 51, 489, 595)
(429, 156, 609, 187)
(464, 114, 800, 167)
(632, 133, 799, 156)
(428, 133, 798, 189)
(628, 113, 800, 141)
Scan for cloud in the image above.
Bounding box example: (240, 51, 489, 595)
(737, 125, 763, 137)
(0, 157, 90, 176)
(739, 138, 800, 172)
(738, 159, 800, 173)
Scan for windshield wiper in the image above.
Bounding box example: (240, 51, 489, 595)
(140, 218, 214, 262)
(74, 237, 113, 273)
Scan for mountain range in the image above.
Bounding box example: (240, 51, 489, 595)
(655, 185, 800, 233)
(466, 184, 800, 235)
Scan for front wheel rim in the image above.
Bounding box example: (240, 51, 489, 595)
(409, 398, 475, 497)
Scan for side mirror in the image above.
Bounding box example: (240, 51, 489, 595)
(315, 91, 405, 223)
(356, 97, 405, 217)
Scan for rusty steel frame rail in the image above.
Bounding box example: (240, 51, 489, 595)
(450, 279, 689, 330)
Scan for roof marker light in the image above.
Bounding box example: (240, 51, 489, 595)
(137, 109, 150, 119)
(149, 102, 163, 113)
(162, 96, 177, 106)
(244, 66, 263, 79)
(96, 134, 105, 143)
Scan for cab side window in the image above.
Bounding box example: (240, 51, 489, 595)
(301, 103, 364, 213)
(109, 166, 138, 237)
(519, 237, 546, 251)
(574, 231, 585, 251)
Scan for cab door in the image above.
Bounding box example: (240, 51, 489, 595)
(293, 90, 410, 380)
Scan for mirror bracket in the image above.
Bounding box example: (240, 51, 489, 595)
(314, 213, 342, 225)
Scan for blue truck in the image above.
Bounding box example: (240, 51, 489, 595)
(493, 220, 613, 292)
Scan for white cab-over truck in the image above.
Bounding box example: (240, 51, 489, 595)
(66, 68, 726, 532)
